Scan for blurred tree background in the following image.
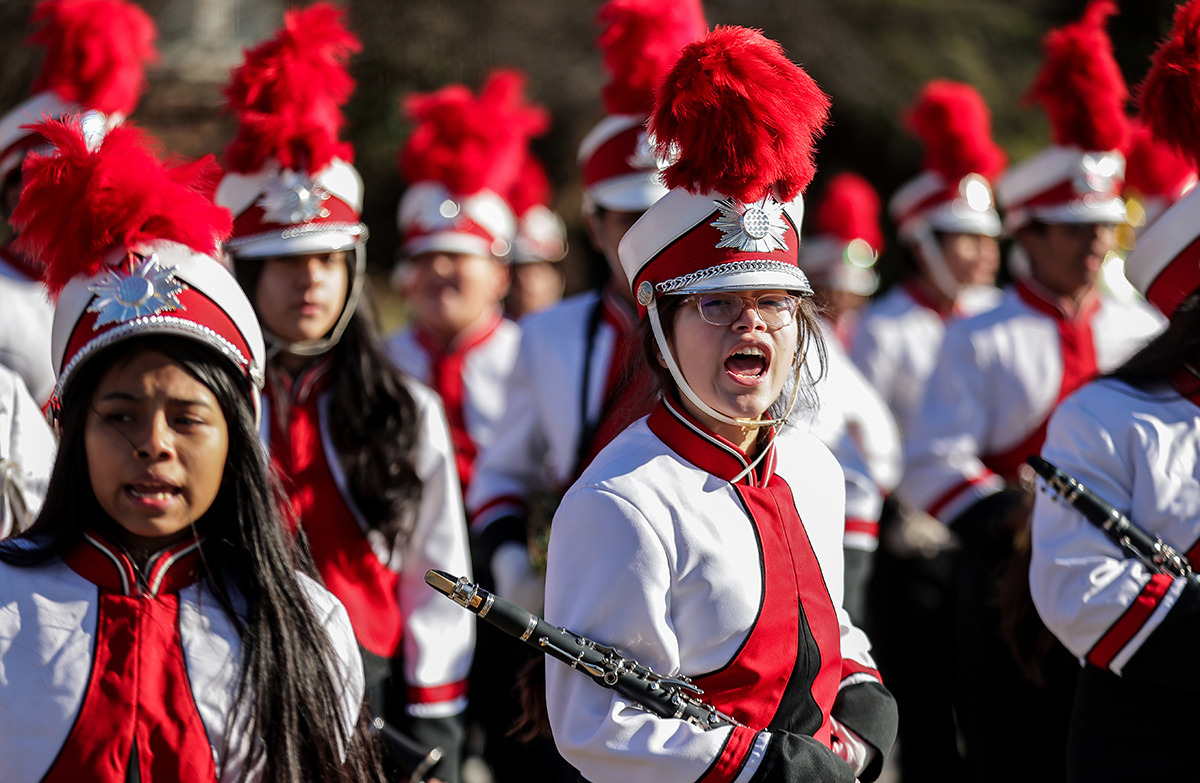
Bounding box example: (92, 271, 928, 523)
(0, 0, 1185, 322)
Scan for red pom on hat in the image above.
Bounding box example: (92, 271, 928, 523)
(651, 25, 830, 204)
(1138, 0, 1200, 169)
(12, 118, 231, 298)
(400, 69, 549, 197)
(814, 173, 883, 252)
(223, 2, 360, 175)
(508, 151, 552, 219)
(596, 0, 708, 116)
(1026, 0, 1129, 152)
(28, 0, 158, 118)
(907, 80, 1006, 185)
(1123, 121, 1195, 202)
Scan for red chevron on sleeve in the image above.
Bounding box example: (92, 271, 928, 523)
(700, 725, 759, 783)
(1086, 572, 1174, 671)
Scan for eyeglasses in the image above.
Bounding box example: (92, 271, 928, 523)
(684, 292, 800, 328)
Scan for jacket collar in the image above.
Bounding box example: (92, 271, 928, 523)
(65, 530, 203, 597)
(647, 395, 778, 487)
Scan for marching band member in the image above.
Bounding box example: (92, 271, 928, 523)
(0, 0, 156, 406)
(0, 115, 377, 782)
(896, 4, 1163, 780)
(1030, 4, 1200, 778)
(504, 150, 568, 321)
(852, 78, 1008, 783)
(544, 26, 897, 783)
(387, 69, 547, 497)
(214, 6, 473, 779)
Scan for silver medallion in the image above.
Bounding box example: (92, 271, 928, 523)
(88, 253, 186, 329)
(257, 169, 331, 224)
(711, 196, 789, 253)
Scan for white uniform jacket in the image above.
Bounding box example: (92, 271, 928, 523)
(263, 359, 473, 715)
(385, 312, 521, 496)
(466, 287, 634, 536)
(0, 533, 363, 782)
(0, 247, 55, 405)
(1031, 377, 1200, 675)
(850, 281, 1000, 437)
(897, 280, 1163, 524)
(0, 364, 56, 539)
(544, 397, 896, 783)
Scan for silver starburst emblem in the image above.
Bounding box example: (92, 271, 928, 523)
(711, 197, 789, 253)
(257, 170, 331, 224)
(88, 253, 186, 329)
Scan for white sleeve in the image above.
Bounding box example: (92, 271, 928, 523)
(849, 317, 900, 418)
(465, 330, 549, 529)
(544, 486, 758, 783)
(0, 367, 56, 539)
(896, 324, 1003, 523)
(1029, 395, 1184, 674)
(398, 385, 474, 716)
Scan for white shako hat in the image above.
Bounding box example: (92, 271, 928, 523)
(10, 115, 265, 421)
(0, 0, 157, 192)
(214, 3, 368, 357)
(508, 151, 568, 264)
(803, 172, 884, 297)
(578, 0, 708, 213)
(996, 1, 1130, 232)
(619, 25, 829, 433)
(396, 69, 547, 261)
(1122, 0, 1200, 317)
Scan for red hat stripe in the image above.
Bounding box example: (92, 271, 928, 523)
(402, 215, 496, 247)
(582, 124, 649, 190)
(1145, 233, 1200, 317)
(1018, 178, 1122, 213)
(894, 184, 959, 228)
(230, 195, 361, 240)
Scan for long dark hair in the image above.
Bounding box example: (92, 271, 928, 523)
(0, 336, 383, 783)
(1109, 290, 1200, 388)
(238, 255, 423, 549)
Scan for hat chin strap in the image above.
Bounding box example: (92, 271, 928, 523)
(647, 298, 802, 432)
(912, 224, 962, 303)
(264, 243, 367, 359)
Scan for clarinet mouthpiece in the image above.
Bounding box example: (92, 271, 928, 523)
(424, 569, 459, 596)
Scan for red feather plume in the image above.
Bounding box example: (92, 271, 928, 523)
(1137, 0, 1200, 168)
(595, 0, 708, 116)
(905, 80, 1006, 183)
(508, 151, 551, 217)
(651, 26, 830, 203)
(814, 173, 883, 252)
(28, 0, 158, 117)
(1123, 121, 1196, 198)
(1026, 0, 1129, 152)
(400, 69, 549, 197)
(223, 2, 360, 175)
(11, 118, 231, 298)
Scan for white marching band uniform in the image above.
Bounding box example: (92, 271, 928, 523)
(0, 534, 363, 782)
(0, 249, 56, 406)
(0, 363, 55, 539)
(545, 397, 893, 783)
(897, 279, 1162, 524)
(386, 314, 522, 496)
(1031, 377, 1200, 674)
(851, 282, 1000, 438)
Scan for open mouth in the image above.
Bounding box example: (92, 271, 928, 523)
(725, 345, 769, 379)
(126, 482, 181, 502)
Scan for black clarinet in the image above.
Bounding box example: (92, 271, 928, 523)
(1026, 455, 1199, 583)
(424, 570, 742, 730)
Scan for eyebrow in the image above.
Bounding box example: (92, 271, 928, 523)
(96, 391, 215, 409)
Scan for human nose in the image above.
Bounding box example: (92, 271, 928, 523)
(732, 297, 767, 331)
(133, 411, 174, 461)
(430, 253, 457, 276)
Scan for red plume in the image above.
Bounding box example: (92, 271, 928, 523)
(1025, 0, 1129, 152)
(12, 119, 231, 298)
(651, 26, 830, 203)
(595, 0, 708, 115)
(400, 69, 549, 197)
(1138, 0, 1200, 168)
(508, 151, 552, 217)
(28, 0, 158, 117)
(223, 2, 360, 175)
(813, 173, 883, 252)
(1123, 121, 1196, 199)
(905, 80, 1006, 183)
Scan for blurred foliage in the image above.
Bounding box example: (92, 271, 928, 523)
(0, 0, 1186, 297)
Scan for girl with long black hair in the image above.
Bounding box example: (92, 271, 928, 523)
(215, 6, 474, 779)
(0, 116, 380, 782)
